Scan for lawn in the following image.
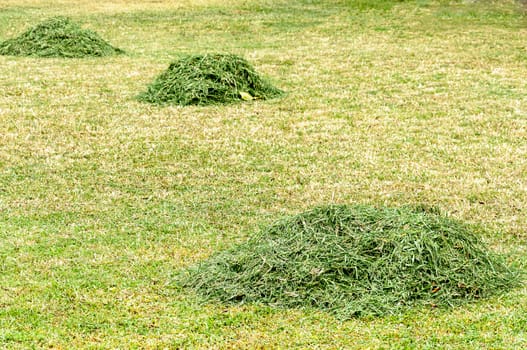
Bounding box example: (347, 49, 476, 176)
(0, 0, 526, 348)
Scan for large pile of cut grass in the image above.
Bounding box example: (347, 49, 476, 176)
(179, 204, 520, 318)
(138, 53, 283, 106)
(0, 16, 124, 58)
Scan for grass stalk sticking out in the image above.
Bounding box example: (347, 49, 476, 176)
(179, 204, 521, 318)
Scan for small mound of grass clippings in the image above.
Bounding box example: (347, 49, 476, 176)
(179, 204, 520, 319)
(0, 16, 124, 58)
(138, 53, 283, 106)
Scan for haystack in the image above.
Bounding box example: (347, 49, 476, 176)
(179, 204, 519, 318)
(138, 53, 283, 106)
(0, 16, 124, 58)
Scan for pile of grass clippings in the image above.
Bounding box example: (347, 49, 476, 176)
(0, 16, 124, 58)
(138, 53, 283, 106)
(179, 204, 520, 318)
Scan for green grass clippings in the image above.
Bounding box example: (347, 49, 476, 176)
(0, 16, 124, 58)
(138, 53, 283, 106)
(180, 204, 520, 319)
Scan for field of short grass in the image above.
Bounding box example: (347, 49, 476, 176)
(1, 0, 526, 348)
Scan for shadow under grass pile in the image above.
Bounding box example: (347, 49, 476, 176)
(138, 53, 283, 106)
(0, 16, 124, 58)
(179, 204, 520, 318)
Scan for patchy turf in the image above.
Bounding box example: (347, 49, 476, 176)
(179, 204, 520, 319)
(138, 53, 283, 106)
(1, 0, 527, 347)
(0, 16, 124, 57)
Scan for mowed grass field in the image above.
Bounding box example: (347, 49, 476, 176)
(1, 0, 526, 348)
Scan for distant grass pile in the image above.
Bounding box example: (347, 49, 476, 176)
(138, 53, 283, 106)
(0, 16, 124, 58)
(179, 204, 520, 318)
